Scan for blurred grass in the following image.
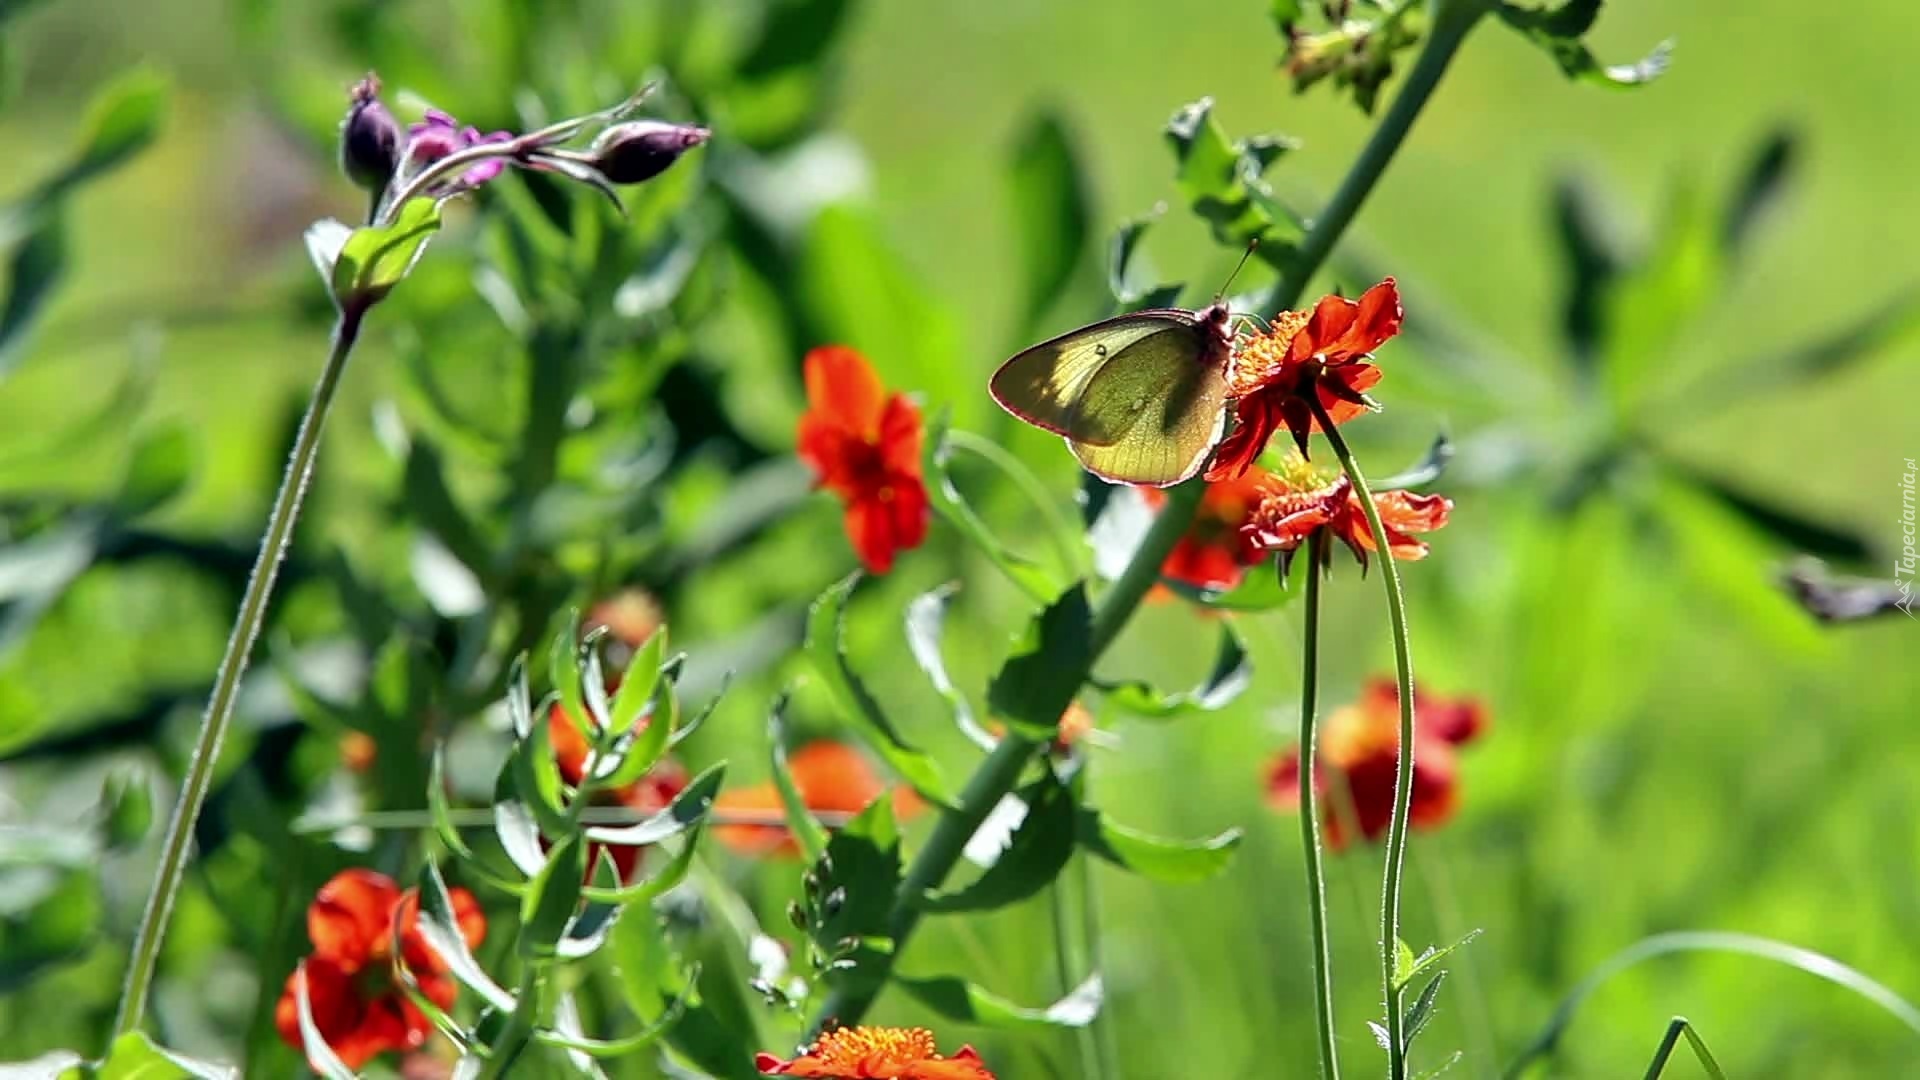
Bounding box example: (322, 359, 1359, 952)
(3, 0, 1919, 1077)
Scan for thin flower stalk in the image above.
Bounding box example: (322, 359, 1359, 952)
(1298, 530, 1341, 1080)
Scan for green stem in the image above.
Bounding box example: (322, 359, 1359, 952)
(1079, 853, 1120, 1080)
(1048, 873, 1103, 1080)
(1298, 532, 1341, 1080)
(1261, 0, 1486, 317)
(809, 478, 1208, 1035)
(1311, 398, 1419, 1080)
(477, 969, 542, 1080)
(113, 300, 370, 1038)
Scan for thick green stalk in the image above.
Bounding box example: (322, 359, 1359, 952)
(1261, 0, 1486, 317)
(1311, 398, 1419, 1080)
(114, 300, 369, 1037)
(1298, 532, 1341, 1080)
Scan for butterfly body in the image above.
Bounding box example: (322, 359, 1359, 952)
(990, 303, 1234, 487)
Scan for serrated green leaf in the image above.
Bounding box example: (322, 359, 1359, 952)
(328, 197, 443, 305)
(1075, 809, 1242, 883)
(812, 797, 903, 991)
(804, 575, 954, 804)
(986, 583, 1092, 740)
(1093, 620, 1250, 718)
(897, 971, 1103, 1030)
(921, 778, 1074, 912)
(769, 694, 831, 864)
(1164, 97, 1294, 262)
(1496, 2, 1670, 89)
(1009, 110, 1090, 329)
(922, 408, 1060, 604)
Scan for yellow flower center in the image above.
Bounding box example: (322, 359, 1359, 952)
(809, 1026, 941, 1073)
(1226, 309, 1311, 396)
(1272, 448, 1332, 493)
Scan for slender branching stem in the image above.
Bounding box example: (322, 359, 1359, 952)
(114, 299, 370, 1038)
(1310, 397, 1419, 1080)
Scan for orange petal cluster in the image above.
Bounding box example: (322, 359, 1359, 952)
(1141, 466, 1276, 590)
(1266, 679, 1487, 850)
(714, 740, 920, 858)
(796, 346, 930, 574)
(757, 1026, 995, 1079)
(275, 869, 485, 1069)
(1208, 279, 1402, 480)
(1245, 462, 1451, 572)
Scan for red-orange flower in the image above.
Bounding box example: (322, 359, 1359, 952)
(1141, 466, 1275, 590)
(1244, 457, 1451, 572)
(1208, 279, 1402, 480)
(1266, 679, 1486, 851)
(276, 869, 486, 1069)
(757, 1026, 995, 1079)
(715, 740, 920, 858)
(796, 346, 930, 574)
(549, 702, 689, 881)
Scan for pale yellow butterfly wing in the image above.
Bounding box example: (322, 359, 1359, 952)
(988, 314, 1189, 438)
(1065, 325, 1229, 487)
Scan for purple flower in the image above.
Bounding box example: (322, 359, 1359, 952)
(405, 109, 515, 190)
(340, 74, 401, 191)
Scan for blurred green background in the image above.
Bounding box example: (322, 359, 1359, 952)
(3, 0, 1917, 1076)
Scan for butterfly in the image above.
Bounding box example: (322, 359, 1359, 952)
(989, 303, 1235, 487)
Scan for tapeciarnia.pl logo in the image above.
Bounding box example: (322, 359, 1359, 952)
(1898, 457, 1916, 617)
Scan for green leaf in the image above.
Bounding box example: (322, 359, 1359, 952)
(610, 625, 670, 737)
(1642, 1018, 1728, 1080)
(0, 205, 65, 379)
(418, 862, 518, 1013)
(547, 621, 588, 744)
(804, 575, 954, 804)
(922, 408, 1061, 604)
(769, 694, 831, 864)
(116, 424, 195, 519)
(585, 761, 725, 846)
(897, 971, 1103, 1030)
(1164, 97, 1297, 262)
(610, 910, 761, 1080)
(76, 1032, 236, 1080)
(533, 977, 694, 1057)
(1093, 620, 1250, 718)
(293, 963, 360, 1080)
(596, 669, 677, 791)
(1396, 929, 1483, 992)
(1673, 464, 1870, 563)
(1721, 127, 1798, 259)
(506, 711, 573, 838)
(581, 815, 706, 905)
(98, 767, 152, 851)
(1602, 182, 1719, 404)
(1402, 970, 1448, 1049)
(921, 778, 1074, 912)
(1508, 931, 1920, 1076)
(1496, 2, 1671, 88)
(1008, 110, 1091, 328)
(403, 441, 492, 581)
(1075, 809, 1242, 883)
(1655, 474, 1828, 655)
(327, 197, 444, 306)
(520, 834, 587, 958)
(1713, 286, 1920, 403)
(904, 584, 998, 751)
(1393, 937, 1419, 988)
(48, 67, 169, 198)
(986, 583, 1092, 740)
(1551, 173, 1626, 366)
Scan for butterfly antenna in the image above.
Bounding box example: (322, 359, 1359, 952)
(1214, 239, 1260, 301)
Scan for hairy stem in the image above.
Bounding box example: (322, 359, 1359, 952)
(114, 300, 369, 1037)
(1298, 532, 1342, 1080)
(1311, 398, 1419, 1080)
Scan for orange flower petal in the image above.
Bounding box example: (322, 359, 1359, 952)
(1301, 278, 1403, 365)
(804, 346, 888, 440)
(308, 869, 401, 970)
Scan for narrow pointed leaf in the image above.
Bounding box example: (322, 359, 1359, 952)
(986, 583, 1092, 740)
(1075, 809, 1242, 883)
(1093, 621, 1251, 718)
(920, 778, 1074, 912)
(905, 585, 997, 751)
(585, 762, 724, 846)
(769, 694, 831, 864)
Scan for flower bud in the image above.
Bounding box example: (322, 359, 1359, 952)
(340, 73, 402, 192)
(586, 120, 709, 185)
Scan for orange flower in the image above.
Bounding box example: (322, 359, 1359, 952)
(1208, 279, 1402, 480)
(276, 869, 486, 1069)
(1266, 679, 1486, 851)
(796, 346, 930, 574)
(1244, 453, 1451, 572)
(549, 702, 689, 881)
(1141, 467, 1275, 590)
(757, 1026, 995, 1079)
(715, 740, 919, 858)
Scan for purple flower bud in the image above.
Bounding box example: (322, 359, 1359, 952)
(340, 74, 402, 192)
(586, 120, 709, 185)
